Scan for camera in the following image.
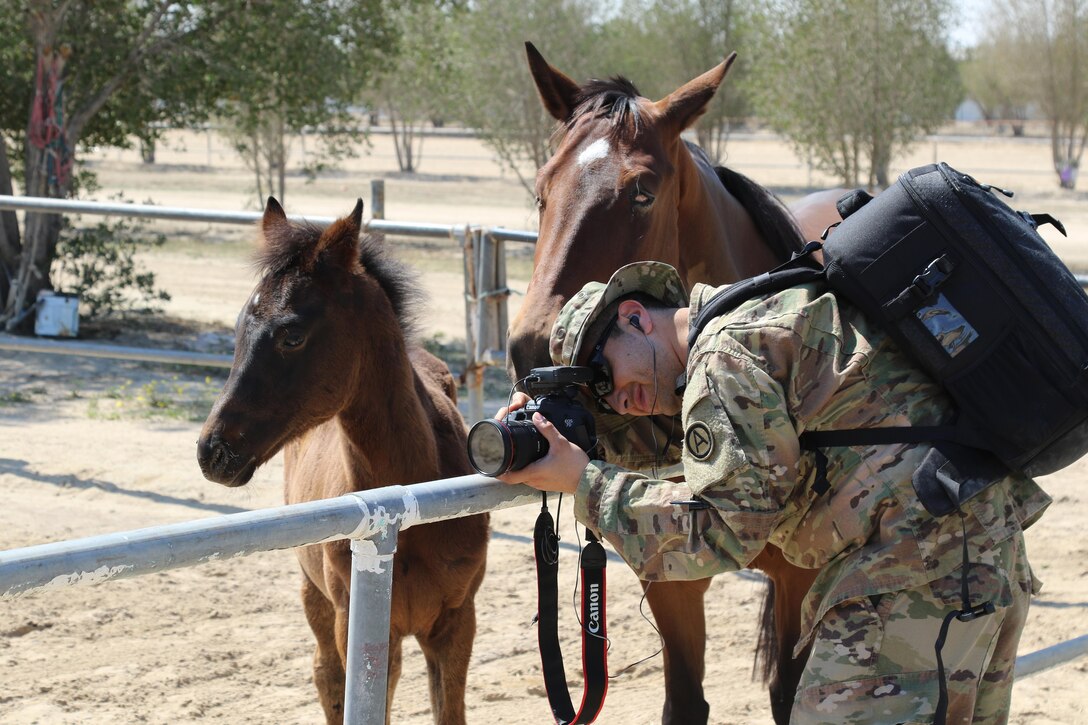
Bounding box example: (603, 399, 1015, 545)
(467, 366, 598, 477)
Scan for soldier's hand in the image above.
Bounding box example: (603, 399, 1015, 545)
(494, 391, 532, 420)
(497, 412, 588, 494)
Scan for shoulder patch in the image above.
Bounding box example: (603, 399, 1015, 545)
(685, 421, 714, 461)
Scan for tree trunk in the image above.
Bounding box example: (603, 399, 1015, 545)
(872, 141, 891, 189)
(0, 138, 17, 307)
(275, 115, 286, 204)
(0, 136, 20, 265)
(3, 144, 64, 333)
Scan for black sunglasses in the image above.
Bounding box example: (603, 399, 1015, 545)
(587, 315, 618, 413)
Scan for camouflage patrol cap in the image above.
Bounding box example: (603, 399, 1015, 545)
(550, 261, 689, 367)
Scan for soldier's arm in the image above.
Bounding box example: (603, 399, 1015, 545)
(573, 348, 802, 581)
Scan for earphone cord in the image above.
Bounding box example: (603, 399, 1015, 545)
(636, 318, 662, 479)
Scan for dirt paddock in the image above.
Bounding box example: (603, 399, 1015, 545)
(1, 129, 1086, 724)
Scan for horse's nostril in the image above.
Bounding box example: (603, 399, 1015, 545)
(211, 444, 225, 470)
(198, 434, 235, 478)
(211, 441, 234, 472)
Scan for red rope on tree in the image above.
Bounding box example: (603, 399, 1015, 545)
(28, 47, 72, 189)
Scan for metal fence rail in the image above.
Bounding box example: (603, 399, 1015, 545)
(0, 475, 538, 725)
(0, 471, 1083, 725)
(0, 331, 233, 368)
(0, 193, 537, 422)
(0, 194, 459, 238)
(1015, 634, 1088, 678)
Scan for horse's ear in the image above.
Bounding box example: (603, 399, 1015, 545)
(350, 198, 363, 230)
(314, 200, 363, 269)
(263, 197, 287, 231)
(654, 52, 737, 136)
(525, 41, 580, 122)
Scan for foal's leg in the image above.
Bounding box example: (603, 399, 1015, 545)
(301, 574, 347, 725)
(416, 600, 477, 725)
(385, 637, 403, 725)
(644, 578, 712, 725)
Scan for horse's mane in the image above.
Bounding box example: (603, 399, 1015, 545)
(551, 76, 643, 147)
(715, 164, 806, 262)
(256, 222, 424, 342)
(356, 233, 425, 341)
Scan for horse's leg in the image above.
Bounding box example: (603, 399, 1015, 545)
(301, 572, 347, 725)
(750, 547, 819, 725)
(416, 600, 476, 725)
(385, 636, 403, 725)
(643, 578, 712, 725)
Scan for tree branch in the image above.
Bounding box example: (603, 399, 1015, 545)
(67, 1, 232, 142)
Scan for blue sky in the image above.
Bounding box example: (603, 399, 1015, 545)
(950, 0, 988, 50)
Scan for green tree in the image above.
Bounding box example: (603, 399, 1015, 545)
(608, 0, 753, 163)
(750, 0, 962, 188)
(448, 0, 605, 194)
(0, 1, 395, 332)
(215, 1, 395, 202)
(988, 0, 1088, 188)
(0, 0, 233, 332)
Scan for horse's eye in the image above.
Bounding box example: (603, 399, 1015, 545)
(282, 330, 306, 349)
(632, 184, 655, 208)
(535, 195, 545, 211)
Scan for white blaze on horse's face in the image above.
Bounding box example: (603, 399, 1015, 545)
(577, 137, 611, 168)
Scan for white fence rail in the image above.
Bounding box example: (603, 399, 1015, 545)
(0, 475, 539, 725)
(0, 193, 535, 422)
(0, 470, 1084, 724)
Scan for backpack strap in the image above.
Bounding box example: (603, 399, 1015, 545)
(686, 241, 826, 350)
(1028, 212, 1067, 236)
(799, 424, 993, 497)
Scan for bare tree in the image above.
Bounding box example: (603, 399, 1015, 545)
(364, 2, 460, 174)
(960, 40, 1032, 135)
(990, 0, 1088, 188)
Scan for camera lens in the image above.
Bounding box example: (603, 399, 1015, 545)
(467, 419, 511, 476)
(466, 417, 548, 476)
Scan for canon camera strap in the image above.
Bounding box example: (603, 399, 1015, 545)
(533, 493, 608, 724)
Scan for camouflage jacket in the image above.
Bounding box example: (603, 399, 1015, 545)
(573, 282, 1051, 652)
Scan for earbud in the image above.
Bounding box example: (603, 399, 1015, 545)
(629, 315, 642, 332)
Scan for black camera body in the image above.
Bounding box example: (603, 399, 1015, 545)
(467, 366, 597, 477)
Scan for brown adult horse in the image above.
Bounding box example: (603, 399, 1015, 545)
(506, 43, 844, 725)
(197, 199, 489, 724)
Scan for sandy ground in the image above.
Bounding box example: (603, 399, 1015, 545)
(1, 128, 1087, 724)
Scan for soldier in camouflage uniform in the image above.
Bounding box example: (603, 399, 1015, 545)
(495, 261, 1050, 724)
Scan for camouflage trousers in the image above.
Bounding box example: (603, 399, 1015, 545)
(792, 531, 1035, 725)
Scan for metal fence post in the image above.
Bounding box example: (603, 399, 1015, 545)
(370, 180, 385, 220)
(344, 526, 400, 725)
(474, 229, 497, 365)
(458, 226, 483, 424)
(495, 233, 508, 358)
